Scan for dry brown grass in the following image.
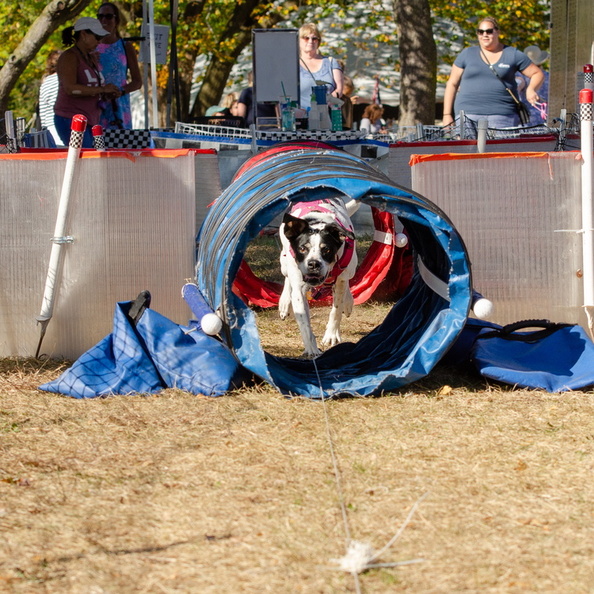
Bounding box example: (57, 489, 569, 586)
(2, 315, 594, 594)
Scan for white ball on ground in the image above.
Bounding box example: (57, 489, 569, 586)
(395, 233, 408, 248)
(473, 298, 494, 320)
(201, 312, 223, 335)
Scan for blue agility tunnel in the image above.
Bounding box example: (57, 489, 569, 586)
(195, 144, 472, 398)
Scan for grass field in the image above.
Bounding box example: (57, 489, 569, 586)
(2, 237, 594, 592)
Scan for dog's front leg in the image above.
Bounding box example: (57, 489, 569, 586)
(279, 277, 292, 320)
(321, 275, 351, 348)
(294, 285, 321, 358)
(291, 281, 321, 358)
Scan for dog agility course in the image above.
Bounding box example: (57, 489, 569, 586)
(2, 100, 594, 397)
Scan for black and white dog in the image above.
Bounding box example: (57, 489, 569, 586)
(279, 196, 359, 358)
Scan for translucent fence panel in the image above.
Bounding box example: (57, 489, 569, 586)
(387, 136, 559, 190)
(0, 150, 208, 359)
(411, 152, 584, 328)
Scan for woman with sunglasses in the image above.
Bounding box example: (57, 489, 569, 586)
(298, 23, 343, 110)
(95, 2, 142, 130)
(54, 17, 122, 147)
(442, 17, 543, 137)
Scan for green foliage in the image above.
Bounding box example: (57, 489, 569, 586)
(2, 0, 551, 121)
(431, 0, 550, 56)
(0, 0, 63, 118)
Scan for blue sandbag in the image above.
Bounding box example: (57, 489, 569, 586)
(471, 320, 594, 392)
(39, 300, 240, 398)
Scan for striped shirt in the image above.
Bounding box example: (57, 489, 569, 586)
(38, 73, 61, 145)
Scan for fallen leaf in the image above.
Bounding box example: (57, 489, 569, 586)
(437, 385, 453, 396)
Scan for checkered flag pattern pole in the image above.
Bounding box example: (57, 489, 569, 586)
(68, 114, 86, 149)
(580, 88, 593, 122)
(35, 114, 88, 357)
(92, 125, 106, 151)
(584, 64, 594, 90)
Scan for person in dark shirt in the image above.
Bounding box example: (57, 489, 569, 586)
(236, 72, 277, 128)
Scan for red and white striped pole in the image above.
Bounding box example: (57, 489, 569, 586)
(579, 87, 594, 337)
(35, 114, 87, 357)
(92, 124, 106, 151)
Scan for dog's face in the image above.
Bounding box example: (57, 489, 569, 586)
(282, 213, 354, 286)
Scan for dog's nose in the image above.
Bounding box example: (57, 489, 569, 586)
(307, 260, 321, 272)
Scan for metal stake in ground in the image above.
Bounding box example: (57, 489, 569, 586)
(35, 114, 87, 358)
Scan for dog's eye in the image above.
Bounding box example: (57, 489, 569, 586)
(298, 246, 308, 254)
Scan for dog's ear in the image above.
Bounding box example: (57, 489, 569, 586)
(326, 222, 355, 244)
(283, 213, 309, 239)
(341, 227, 356, 241)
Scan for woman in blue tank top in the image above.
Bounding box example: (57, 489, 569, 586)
(96, 2, 142, 130)
(298, 23, 343, 110)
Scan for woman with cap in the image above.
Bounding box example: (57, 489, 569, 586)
(54, 17, 121, 147)
(442, 17, 544, 137)
(95, 2, 142, 130)
(518, 45, 549, 126)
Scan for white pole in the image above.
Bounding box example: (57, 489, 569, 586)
(5, 110, 17, 153)
(148, 0, 159, 129)
(142, 0, 149, 128)
(35, 114, 87, 357)
(579, 85, 594, 337)
(477, 118, 488, 153)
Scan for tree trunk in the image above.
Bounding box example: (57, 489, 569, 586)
(190, 30, 252, 120)
(0, 0, 93, 118)
(394, 0, 436, 126)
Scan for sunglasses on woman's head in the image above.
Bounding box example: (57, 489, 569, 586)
(302, 35, 319, 41)
(476, 28, 495, 35)
(97, 13, 116, 20)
